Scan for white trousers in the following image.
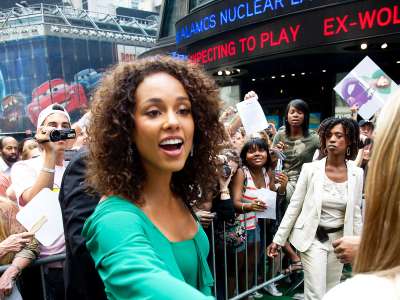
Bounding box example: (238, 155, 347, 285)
(300, 231, 343, 300)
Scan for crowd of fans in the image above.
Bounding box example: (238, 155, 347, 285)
(0, 56, 398, 300)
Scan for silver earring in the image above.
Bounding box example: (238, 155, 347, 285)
(190, 145, 194, 157)
(346, 147, 350, 156)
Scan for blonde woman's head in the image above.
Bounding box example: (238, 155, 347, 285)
(355, 90, 400, 274)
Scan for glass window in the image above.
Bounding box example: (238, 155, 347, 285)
(7, 79, 20, 95)
(46, 37, 64, 79)
(135, 47, 147, 56)
(74, 39, 90, 70)
(32, 55, 50, 87)
(160, 0, 188, 38)
(19, 77, 34, 101)
(32, 37, 47, 58)
(100, 41, 114, 69)
(5, 42, 18, 80)
(60, 37, 77, 82)
(88, 40, 101, 69)
(0, 44, 5, 62)
(18, 40, 33, 77)
(15, 58, 25, 80)
(189, 0, 214, 10)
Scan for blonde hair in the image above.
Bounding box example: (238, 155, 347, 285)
(0, 196, 19, 264)
(354, 90, 400, 274)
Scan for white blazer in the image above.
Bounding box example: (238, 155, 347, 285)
(273, 158, 363, 252)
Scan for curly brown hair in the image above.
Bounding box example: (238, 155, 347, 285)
(318, 117, 360, 160)
(86, 56, 225, 206)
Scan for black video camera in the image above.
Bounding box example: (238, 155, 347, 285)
(49, 129, 76, 142)
(359, 137, 372, 149)
(222, 163, 231, 179)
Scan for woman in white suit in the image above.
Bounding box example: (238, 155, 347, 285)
(268, 117, 363, 300)
(323, 91, 400, 299)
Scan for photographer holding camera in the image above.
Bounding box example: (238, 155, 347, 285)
(355, 120, 374, 170)
(11, 103, 75, 300)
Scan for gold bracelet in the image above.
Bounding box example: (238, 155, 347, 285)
(220, 190, 230, 196)
(241, 202, 246, 212)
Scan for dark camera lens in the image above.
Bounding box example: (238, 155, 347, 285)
(222, 164, 231, 178)
(49, 130, 62, 142)
(49, 129, 76, 142)
(359, 137, 372, 148)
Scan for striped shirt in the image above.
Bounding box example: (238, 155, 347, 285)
(238, 166, 270, 231)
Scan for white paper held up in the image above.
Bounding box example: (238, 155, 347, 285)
(236, 97, 268, 136)
(16, 188, 64, 246)
(254, 188, 277, 220)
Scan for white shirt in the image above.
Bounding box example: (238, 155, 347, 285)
(320, 175, 348, 228)
(10, 155, 67, 257)
(11, 156, 67, 205)
(0, 156, 11, 176)
(323, 273, 400, 300)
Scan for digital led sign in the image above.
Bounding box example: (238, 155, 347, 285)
(175, 0, 357, 46)
(187, 0, 400, 69)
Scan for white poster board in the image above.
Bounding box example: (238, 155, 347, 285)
(236, 97, 268, 136)
(254, 188, 277, 220)
(334, 56, 399, 120)
(16, 188, 64, 246)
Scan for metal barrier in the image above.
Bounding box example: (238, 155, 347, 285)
(208, 218, 297, 300)
(0, 253, 66, 300)
(0, 219, 299, 300)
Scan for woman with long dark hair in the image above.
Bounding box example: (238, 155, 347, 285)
(82, 56, 225, 299)
(268, 117, 363, 300)
(273, 99, 320, 201)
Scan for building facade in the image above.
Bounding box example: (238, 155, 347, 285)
(70, 0, 160, 14)
(139, 0, 162, 13)
(147, 0, 400, 127)
(0, 3, 157, 132)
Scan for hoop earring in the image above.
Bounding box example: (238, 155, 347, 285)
(346, 147, 350, 156)
(323, 148, 328, 155)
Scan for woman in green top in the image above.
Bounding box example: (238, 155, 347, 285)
(82, 56, 225, 299)
(273, 99, 320, 202)
(272, 99, 319, 274)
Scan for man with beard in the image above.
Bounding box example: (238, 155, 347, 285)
(0, 136, 18, 176)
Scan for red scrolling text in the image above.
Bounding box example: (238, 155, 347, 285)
(189, 41, 237, 64)
(324, 4, 400, 36)
(189, 24, 300, 64)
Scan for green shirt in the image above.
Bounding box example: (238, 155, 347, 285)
(82, 195, 214, 300)
(171, 237, 199, 287)
(273, 128, 320, 180)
